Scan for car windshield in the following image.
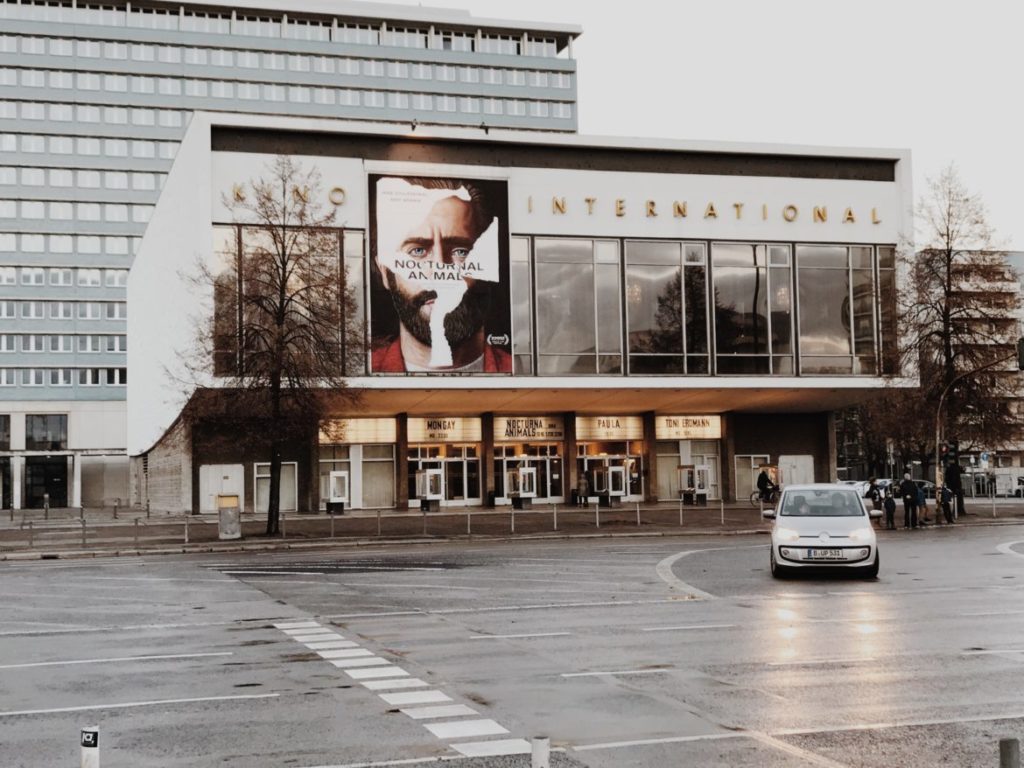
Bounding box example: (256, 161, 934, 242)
(779, 489, 865, 517)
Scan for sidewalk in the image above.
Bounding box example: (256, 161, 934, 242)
(2, 499, 1023, 561)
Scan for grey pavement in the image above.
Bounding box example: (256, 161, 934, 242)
(2, 525, 1024, 766)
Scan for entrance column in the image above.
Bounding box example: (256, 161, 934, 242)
(563, 412, 577, 501)
(481, 412, 495, 507)
(71, 454, 82, 508)
(825, 411, 838, 483)
(11, 455, 22, 510)
(722, 413, 735, 502)
(396, 413, 409, 507)
(643, 411, 657, 503)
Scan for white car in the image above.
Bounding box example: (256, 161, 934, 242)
(762, 483, 881, 578)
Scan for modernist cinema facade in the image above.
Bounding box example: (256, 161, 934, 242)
(129, 111, 912, 515)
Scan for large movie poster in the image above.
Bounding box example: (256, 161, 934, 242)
(369, 174, 512, 373)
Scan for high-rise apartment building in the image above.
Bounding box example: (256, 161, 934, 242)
(0, 0, 581, 510)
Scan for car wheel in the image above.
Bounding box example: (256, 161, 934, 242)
(862, 553, 879, 579)
(770, 550, 789, 579)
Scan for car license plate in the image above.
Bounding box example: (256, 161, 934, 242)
(806, 548, 844, 560)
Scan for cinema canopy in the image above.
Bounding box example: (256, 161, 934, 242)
(128, 112, 912, 513)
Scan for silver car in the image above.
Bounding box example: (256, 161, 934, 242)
(762, 484, 882, 579)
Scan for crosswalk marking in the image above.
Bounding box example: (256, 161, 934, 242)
(400, 704, 479, 720)
(423, 719, 508, 739)
(345, 666, 408, 680)
(379, 690, 452, 706)
(305, 640, 359, 650)
(330, 657, 392, 669)
(450, 739, 532, 757)
(362, 679, 429, 691)
(318, 648, 374, 660)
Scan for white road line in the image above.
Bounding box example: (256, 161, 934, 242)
(275, 621, 321, 630)
(962, 649, 1024, 656)
(321, 611, 424, 619)
(330, 657, 392, 669)
(432, 599, 669, 615)
(748, 731, 851, 768)
(379, 690, 452, 706)
(318, 649, 375, 660)
(338, 583, 486, 591)
(561, 668, 671, 678)
(775, 710, 1024, 736)
(654, 546, 762, 599)
(450, 739, 531, 757)
(292, 634, 343, 643)
(0, 693, 279, 718)
(346, 667, 409, 680)
(961, 609, 1024, 617)
(996, 541, 1024, 559)
(424, 719, 508, 739)
(74, 576, 237, 584)
(469, 632, 571, 640)
(641, 624, 736, 632)
(767, 658, 876, 667)
(305, 640, 359, 650)
(401, 704, 479, 720)
(0, 652, 232, 670)
(573, 732, 742, 751)
(362, 679, 428, 691)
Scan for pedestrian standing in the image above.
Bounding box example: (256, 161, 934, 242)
(917, 484, 930, 525)
(946, 460, 965, 518)
(883, 489, 897, 530)
(899, 473, 918, 529)
(940, 484, 955, 524)
(576, 472, 590, 508)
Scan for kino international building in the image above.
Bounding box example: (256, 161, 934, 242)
(0, 0, 912, 514)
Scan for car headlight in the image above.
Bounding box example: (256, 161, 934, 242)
(775, 527, 801, 542)
(848, 527, 874, 542)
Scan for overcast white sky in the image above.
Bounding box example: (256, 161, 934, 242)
(374, 0, 1023, 248)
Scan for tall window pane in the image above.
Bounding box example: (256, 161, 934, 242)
(713, 244, 769, 374)
(510, 237, 533, 374)
(536, 239, 596, 374)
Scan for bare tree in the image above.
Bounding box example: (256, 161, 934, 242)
(848, 165, 1020, 480)
(186, 156, 362, 534)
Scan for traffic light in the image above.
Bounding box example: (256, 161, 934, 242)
(949, 439, 960, 464)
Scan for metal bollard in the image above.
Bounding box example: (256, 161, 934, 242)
(466, 508, 471, 536)
(594, 500, 600, 528)
(552, 503, 558, 531)
(146, 499, 151, 520)
(134, 518, 140, 548)
(511, 507, 515, 534)
(531, 735, 550, 768)
(81, 726, 100, 768)
(377, 508, 382, 537)
(422, 507, 427, 536)
(330, 510, 335, 539)
(79, 505, 84, 521)
(184, 514, 189, 544)
(9, 505, 12, 522)
(43, 493, 49, 521)
(28, 521, 33, 547)
(1001, 738, 1020, 768)
(636, 502, 641, 527)
(112, 498, 118, 520)
(81, 519, 87, 549)
(679, 497, 683, 526)
(720, 496, 725, 526)
(280, 512, 285, 539)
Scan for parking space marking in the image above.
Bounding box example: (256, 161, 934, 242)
(0, 693, 279, 718)
(362, 679, 429, 691)
(379, 690, 452, 706)
(423, 719, 508, 739)
(318, 649, 375, 660)
(450, 739, 531, 757)
(346, 666, 409, 680)
(469, 632, 571, 640)
(0, 652, 232, 670)
(641, 624, 735, 632)
(401, 704, 479, 720)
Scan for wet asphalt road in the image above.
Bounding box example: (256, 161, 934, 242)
(1, 523, 1024, 767)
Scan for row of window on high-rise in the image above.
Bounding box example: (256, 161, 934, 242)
(0, 2, 563, 57)
(0, 132, 178, 159)
(0, 99, 188, 128)
(0, 36, 573, 88)
(0, 167, 165, 193)
(0, 300, 127, 319)
(0, 334, 127, 353)
(0, 200, 153, 225)
(0, 267, 128, 287)
(0, 70, 573, 118)
(0, 367, 127, 386)
(0, 233, 138, 256)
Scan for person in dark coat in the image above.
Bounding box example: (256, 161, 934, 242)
(756, 468, 777, 503)
(864, 477, 882, 511)
(940, 484, 955, 524)
(899, 473, 919, 529)
(945, 461, 965, 518)
(883, 489, 897, 530)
